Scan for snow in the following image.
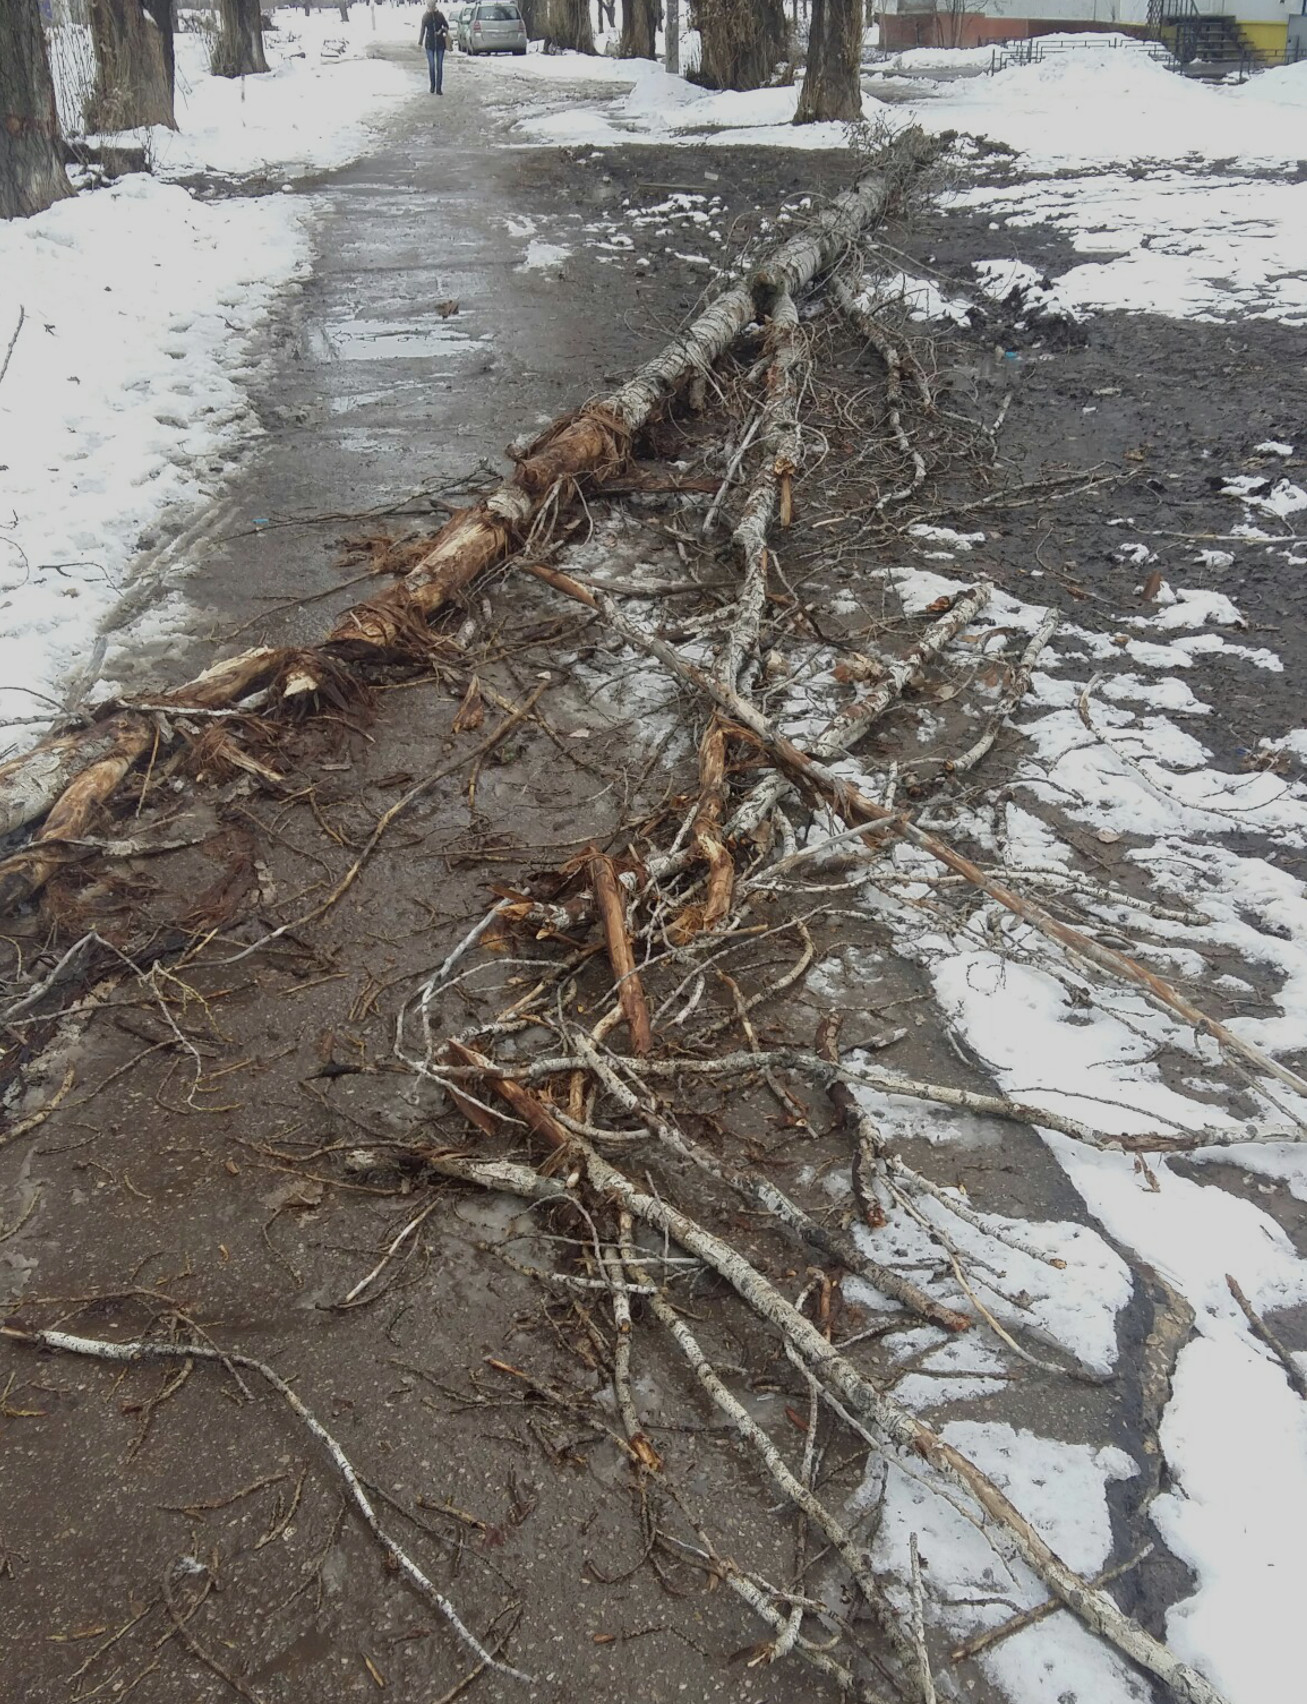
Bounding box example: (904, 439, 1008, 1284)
(0, 9, 421, 756)
(872, 1422, 1149, 1704)
(852, 554, 1307, 1704)
(10, 21, 1307, 1701)
(155, 20, 412, 177)
(512, 55, 882, 149)
(0, 178, 311, 748)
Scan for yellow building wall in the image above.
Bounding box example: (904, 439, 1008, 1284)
(1237, 19, 1288, 54)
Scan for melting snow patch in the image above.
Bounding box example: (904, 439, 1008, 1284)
(517, 240, 571, 272)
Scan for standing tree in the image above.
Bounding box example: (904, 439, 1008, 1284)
(666, 0, 680, 72)
(87, 0, 175, 130)
(142, 0, 177, 111)
(517, 0, 541, 35)
(794, 0, 861, 122)
(544, 0, 595, 52)
(620, 0, 657, 57)
(1, 0, 73, 218)
(694, 0, 788, 89)
(211, 0, 269, 78)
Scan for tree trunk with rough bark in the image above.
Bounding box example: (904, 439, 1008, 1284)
(545, 0, 595, 51)
(141, 0, 176, 109)
(0, 0, 73, 218)
(794, 0, 861, 122)
(665, 0, 679, 70)
(211, 0, 269, 77)
(695, 0, 787, 90)
(87, 0, 175, 130)
(620, 0, 657, 57)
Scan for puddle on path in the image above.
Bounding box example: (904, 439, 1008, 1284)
(306, 317, 487, 361)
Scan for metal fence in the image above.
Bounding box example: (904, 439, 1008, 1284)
(987, 33, 1177, 76)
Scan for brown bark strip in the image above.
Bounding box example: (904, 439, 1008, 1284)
(674, 717, 734, 937)
(588, 852, 653, 1055)
(0, 716, 155, 913)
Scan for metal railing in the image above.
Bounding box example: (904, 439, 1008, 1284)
(987, 33, 1176, 75)
(987, 19, 1303, 77)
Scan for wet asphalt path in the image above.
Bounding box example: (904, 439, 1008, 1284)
(98, 45, 655, 692)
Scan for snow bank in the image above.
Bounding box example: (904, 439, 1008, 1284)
(514, 56, 883, 148)
(916, 40, 1307, 166)
(0, 178, 310, 748)
(1, 10, 421, 753)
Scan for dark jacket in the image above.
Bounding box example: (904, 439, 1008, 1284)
(419, 9, 448, 48)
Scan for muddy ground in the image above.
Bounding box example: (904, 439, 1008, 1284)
(2, 56, 1305, 1704)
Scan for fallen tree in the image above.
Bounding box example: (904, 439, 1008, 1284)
(0, 139, 1282, 1704)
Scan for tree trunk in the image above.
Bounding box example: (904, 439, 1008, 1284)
(87, 0, 176, 130)
(517, 0, 541, 35)
(141, 0, 176, 110)
(794, 0, 861, 123)
(211, 0, 269, 77)
(544, 0, 594, 52)
(665, 0, 679, 71)
(695, 0, 787, 90)
(0, 0, 73, 218)
(619, 0, 656, 57)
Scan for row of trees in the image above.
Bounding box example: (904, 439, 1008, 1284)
(537, 0, 864, 121)
(2, 0, 865, 222)
(1, 0, 268, 218)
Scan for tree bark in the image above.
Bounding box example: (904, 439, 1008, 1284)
(665, 0, 679, 71)
(516, 0, 541, 35)
(694, 0, 788, 90)
(794, 0, 861, 123)
(0, 0, 74, 218)
(87, 0, 175, 130)
(141, 0, 176, 109)
(619, 0, 657, 58)
(211, 0, 269, 77)
(544, 0, 595, 52)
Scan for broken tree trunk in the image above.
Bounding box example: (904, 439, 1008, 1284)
(0, 148, 932, 918)
(321, 159, 920, 664)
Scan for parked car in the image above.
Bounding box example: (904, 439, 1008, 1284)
(464, 1, 528, 55)
(446, 3, 474, 51)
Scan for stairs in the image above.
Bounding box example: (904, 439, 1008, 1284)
(1148, 0, 1266, 69)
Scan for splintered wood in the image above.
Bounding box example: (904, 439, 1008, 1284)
(2, 133, 1255, 1704)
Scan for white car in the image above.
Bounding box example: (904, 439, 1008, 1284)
(464, 1, 528, 54)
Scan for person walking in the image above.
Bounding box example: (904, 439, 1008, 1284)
(419, 2, 449, 94)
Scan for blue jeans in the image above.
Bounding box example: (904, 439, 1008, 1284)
(426, 42, 444, 91)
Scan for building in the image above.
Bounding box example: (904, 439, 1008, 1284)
(874, 0, 1302, 61)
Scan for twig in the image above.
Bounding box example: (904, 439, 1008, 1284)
(950, 1544, 1154, 1663)
(1226, 1274, 1307, 1401)
(701, 408, 763, 537)
(908, 1533, 937, 1704)
(1, 1325, 531, 1684)
(0, 306, 24, 393)
(337, 1199, 440, 1307)
(624, 1245, 921, 1693)
(589, 850, 654, 1055)
(160, 1562, 264, 1703)
(450, 1058, 1229, 1704)
(217, 680, 549, 964)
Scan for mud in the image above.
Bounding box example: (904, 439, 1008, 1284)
(2, 52, 1306, 1704)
